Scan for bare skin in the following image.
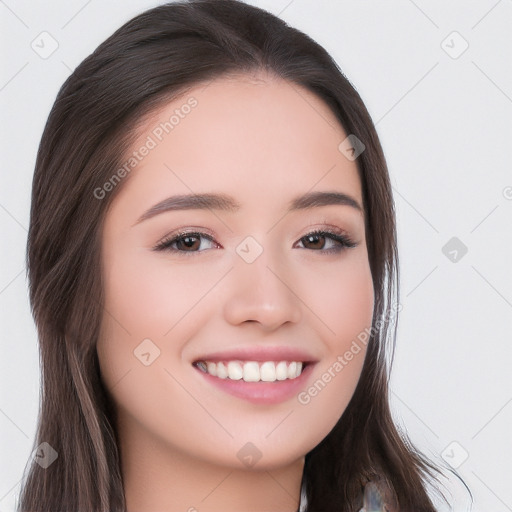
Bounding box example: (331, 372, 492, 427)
(96, 71, 374, 512)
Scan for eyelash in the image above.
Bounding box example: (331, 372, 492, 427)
(153, 228, 357, 255)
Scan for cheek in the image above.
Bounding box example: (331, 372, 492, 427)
(96, 253, 187, 399)
(105, 252, 171, 329)
(101, 247, 220, 342)
(298, 250, 374, 344)
(96, 252, 216, 460)
(96, 248, 225, 439)
(291, 252, 373, 439)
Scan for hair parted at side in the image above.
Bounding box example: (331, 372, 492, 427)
(20, 1, 444, 511)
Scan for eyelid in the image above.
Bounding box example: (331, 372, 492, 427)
(294, 219, 358, 242)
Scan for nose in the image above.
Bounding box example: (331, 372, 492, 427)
(222, 247, 302, 331)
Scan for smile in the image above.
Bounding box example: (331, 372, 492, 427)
(192, 359, 315, 405)
(193, 360, 306, 382)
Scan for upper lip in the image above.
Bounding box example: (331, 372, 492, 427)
(193, 346, 318, 364)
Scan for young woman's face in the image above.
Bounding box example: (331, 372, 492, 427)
(97, 73, 374, 471)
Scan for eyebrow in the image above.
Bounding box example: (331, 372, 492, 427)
(133, 190, 363, 225)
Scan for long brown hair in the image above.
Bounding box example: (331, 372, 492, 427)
(20, 1, 444, 510)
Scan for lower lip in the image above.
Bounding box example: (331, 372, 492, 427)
(193, 363, 316, 405)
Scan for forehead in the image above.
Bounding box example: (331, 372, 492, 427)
(112, 72, 363, 215)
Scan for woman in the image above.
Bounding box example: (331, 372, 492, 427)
(19, 1, 445, 510)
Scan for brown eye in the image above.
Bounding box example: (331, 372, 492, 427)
(175, 235, 201, 251)
(154, 231, 218, 253)
(296, 230, 357, 254)
(301, 233, 327, 250)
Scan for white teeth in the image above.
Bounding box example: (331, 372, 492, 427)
(206, 362, 217, 377)
(243, 362, 260, 382)
(227, 361, 243, 380)
(196, 360, 305, 382)
(216, 362, 228, 379)
(260, 361, 276, 382)
(275, 361, 288, 380)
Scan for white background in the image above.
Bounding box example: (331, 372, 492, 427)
(1, 1, 511, 511)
